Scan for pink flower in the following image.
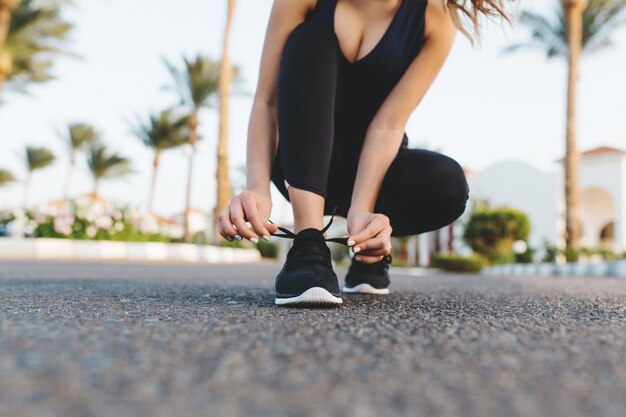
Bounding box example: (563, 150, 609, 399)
(86, 225, 97, 238)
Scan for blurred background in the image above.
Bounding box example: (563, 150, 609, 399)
(0, 0, 625, 272)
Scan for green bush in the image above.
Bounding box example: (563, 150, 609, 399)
(515, 246, 536, 264)
(562, 247, 580, 262)
(430, 253, 484, 273)
(330, 243, 350, 265)
(463, 205, 530, 265)
(257, 239, 279, 258)
(542, 241, 558, 263)
(219, 238, 246, 248)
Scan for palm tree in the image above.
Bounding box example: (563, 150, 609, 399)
(86, 143, 132, 197)
(0, 0, 17, 44)
(0, 0, 73, 101)
(132, 109, 189, 213)
(504, 0, 626, 249)
(215, 0, 237, 241)
(23, 145, 55, 208)
(60, 122, 99, 200)
(0, 167, 16, 187)
(164, 55, 220, 241)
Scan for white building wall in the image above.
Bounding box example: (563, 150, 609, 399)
(465, 161, 559, 251)
(618, 155, 626, 252)
(578, 153, 625, 251)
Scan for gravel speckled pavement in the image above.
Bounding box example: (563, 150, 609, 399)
(1, 260, 626, 417)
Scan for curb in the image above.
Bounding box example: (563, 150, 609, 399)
(0, 238, 261, 264)
(482, 260, 626, 279)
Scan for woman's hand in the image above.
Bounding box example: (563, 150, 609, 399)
(346, 208, 392, 264)
(216, 189, 279, 243)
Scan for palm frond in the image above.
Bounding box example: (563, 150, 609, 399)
(504, 9, 567, 58)
(0, 168, 17, 186)
(25, 145, 55, 172)
(61, 122, 100, 152)
(4, 0, 75, 93)
(131, 109, 190, 151)
(581, 0, 626, 53)
(87, 143, 133, 181)
(163, 55, 221, 111)
(503, 0, 626, 58)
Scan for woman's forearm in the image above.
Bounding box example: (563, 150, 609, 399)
(245, 99, 278, 195)
(350, 125, 406, 212)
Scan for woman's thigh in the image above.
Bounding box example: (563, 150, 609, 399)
(374, 147, 470, 237)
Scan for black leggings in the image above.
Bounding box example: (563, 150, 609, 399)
(270, 21, 470, 237)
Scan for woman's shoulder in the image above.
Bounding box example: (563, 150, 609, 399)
(272, 0, 319, 16)
(424, 0, 457, 39)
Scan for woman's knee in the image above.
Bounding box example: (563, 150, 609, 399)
(436, 155, 470, 218)
(281, 21, 338, 69)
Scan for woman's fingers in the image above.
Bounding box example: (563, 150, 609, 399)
(350, 215, 391, 252)
(230, 200, 259, 242)
(348, 215, 389, 245)
(240, 192, 271, 239)
(217, 207, 238, 241)
(353, 231, 392, 254)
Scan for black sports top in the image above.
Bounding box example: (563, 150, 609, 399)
(304, 0, 428, 151)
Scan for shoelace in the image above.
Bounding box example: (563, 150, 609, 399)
(268, 206, 392, 266)
(268, 206, 349, 246)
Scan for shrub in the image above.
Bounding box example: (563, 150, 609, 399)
(542, 241, 558, 263)
(219, 239, 246, 248)
(257, 239, 279, 258)
(515, 246, 536, 264)
(463, 205, 530, 265)
(562, 247, 580, 262)
(430, 253, 484, 273)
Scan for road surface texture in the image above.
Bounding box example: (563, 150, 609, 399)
(1, 260, 626, 417)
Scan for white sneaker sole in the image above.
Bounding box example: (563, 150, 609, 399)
(342, 284, 390, 295)
(275, 287, 343, 306)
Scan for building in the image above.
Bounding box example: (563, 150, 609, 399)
(460, 146, 626, 254)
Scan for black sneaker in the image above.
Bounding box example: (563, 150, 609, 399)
(270, 207, 348, 307)
(343, 254, 392, 295)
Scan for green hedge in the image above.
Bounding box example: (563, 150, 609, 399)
(431, 253, 484, 273)
(463, 205, 530, 265)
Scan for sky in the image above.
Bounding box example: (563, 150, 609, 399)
(0, 0, 625, 222)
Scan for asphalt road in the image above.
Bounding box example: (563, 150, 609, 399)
(1, 260, 626, 417)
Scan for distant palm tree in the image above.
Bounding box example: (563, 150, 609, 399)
(0, 0, 17, 45)
(132, 109, 189, 213)
(23, 145, 55, 208)
(215, 0, 237, 240)
(504, 0, 626, 249)
(0, 0, 73, 101)
(60, 122, 100, 200)
(164, 55, 219, 241)
(0, 167, 16, 187)
(87, 143, 132, 197)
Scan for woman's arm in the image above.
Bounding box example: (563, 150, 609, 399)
(218, 0, 314, 242)
(347, 0, 457, 258)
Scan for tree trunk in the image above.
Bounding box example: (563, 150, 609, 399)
(23, 171, 30, 209)
(562, 0, 586, 250)
(148, 151, 161, 214)
(93, 179, 99, 199)
(183, 114, 199, 242)
(214, 0, 236, 242)
(63, 155, 75, 201)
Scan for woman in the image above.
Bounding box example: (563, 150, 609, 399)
(217, 0, 508, 306)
